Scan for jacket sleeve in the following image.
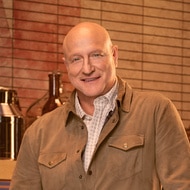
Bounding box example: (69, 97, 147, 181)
(156, 99, 190, 189)
(10, 126, 42, 190)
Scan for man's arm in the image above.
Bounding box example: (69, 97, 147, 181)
(156, 100, 190, 189)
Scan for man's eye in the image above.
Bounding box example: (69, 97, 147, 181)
(71, 57, 82, 63)
(94, 53, 101, 57)
(91, 53, 104, 58)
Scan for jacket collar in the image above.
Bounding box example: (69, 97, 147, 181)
(67, 76, 133, 114)
(116, 76, 133, 113)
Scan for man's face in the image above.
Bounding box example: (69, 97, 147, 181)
(63, 27, 118, 99)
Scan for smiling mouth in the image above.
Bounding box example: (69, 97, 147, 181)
(81, 76, 100, 82)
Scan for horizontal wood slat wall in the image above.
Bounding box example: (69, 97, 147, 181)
(0, 0, 189, 130)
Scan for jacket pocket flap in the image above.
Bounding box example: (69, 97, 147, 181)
(38, 152, 67, 168)
(108, 135, 144, 151)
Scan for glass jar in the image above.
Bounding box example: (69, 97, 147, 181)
(0, 87, 24, 160)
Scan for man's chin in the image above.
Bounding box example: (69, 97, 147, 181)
(77, 90, 101, 99)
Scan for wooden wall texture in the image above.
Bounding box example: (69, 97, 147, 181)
(0, 0, 190, 131)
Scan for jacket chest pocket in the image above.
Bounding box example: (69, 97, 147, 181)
(38, 152, 67, 188)
(108, 135, 144, 180)
(38, 152, 67, 168)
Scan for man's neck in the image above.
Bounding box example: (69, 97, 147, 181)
(78, 95, 94, 116)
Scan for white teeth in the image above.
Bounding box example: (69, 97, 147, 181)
(81, 77, 99, 82)
(85, 78, 94, 82)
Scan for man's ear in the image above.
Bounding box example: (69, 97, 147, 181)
(112, 45, 118, 67)
(62, 56, 69, 71)
(62, 56, 66, 64)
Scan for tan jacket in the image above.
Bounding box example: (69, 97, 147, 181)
(10, 77, 190, 190)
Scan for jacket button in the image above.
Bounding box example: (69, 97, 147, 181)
(48, 161, 54, 166)
(123, 143, 128, 149)
(81, 125, 84, 129)
(88, 170, 92, 175)
(79, 175, 83, 179)
(76, 149, 80, 153)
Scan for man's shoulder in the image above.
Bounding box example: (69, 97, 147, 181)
(25, 103, 70, 134)
(134, 89, 170, 102)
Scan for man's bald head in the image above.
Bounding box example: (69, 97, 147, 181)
(62, 22, 118, 100)
(63, 22, 113, 56)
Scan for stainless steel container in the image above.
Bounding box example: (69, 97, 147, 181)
(0, 87, 24, 160)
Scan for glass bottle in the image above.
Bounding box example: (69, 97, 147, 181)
(25, 92, 48, 128)
(42, 72, 62, 114)
(25, 72, 63, 128)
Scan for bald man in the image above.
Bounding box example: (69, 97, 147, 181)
(10, 22, 190, 190)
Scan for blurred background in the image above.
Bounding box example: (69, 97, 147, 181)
(0, 0, 190, 130)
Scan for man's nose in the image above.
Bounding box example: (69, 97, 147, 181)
(82, 57, 95, 74)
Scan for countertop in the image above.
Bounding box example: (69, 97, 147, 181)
(0, 160, 16, 180)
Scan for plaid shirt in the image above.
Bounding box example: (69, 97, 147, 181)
(75, 81, 118, 171)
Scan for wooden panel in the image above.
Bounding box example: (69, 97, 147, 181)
(0, 0, 189, 129)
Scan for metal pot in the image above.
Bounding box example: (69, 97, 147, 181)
(0, 87, 24, 160)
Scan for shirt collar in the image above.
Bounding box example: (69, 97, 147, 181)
(75, 79, 118, 119)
